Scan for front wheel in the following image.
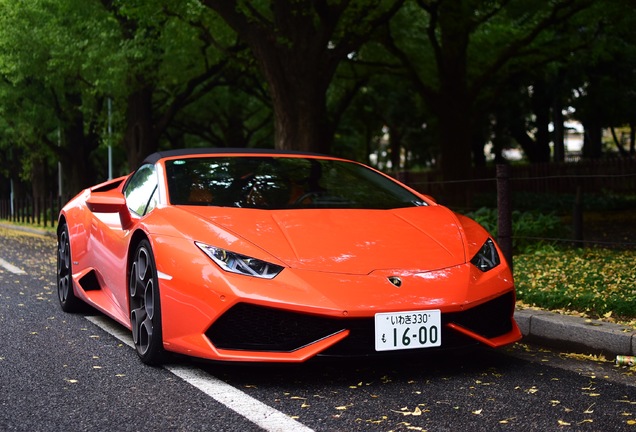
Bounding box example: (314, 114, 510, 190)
(129, 240, 164, 365)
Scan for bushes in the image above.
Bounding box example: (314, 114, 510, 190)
(466, 207, 565, 254)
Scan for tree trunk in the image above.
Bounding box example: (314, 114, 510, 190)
(552, 72, 565, 163)
(250, 39, 334, 154)
(436, 0, 473, 206)
(531, 80, 551, 163)
(270, 80, 332, 153)
(629, 122, 635, 156)
(123, 86, 159, 170)
(582, 120, 603, 159)
(59, 105, 99, 198)
(30, 156, 47, 220)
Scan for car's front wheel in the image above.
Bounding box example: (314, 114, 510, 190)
(129, 240, 164, 365)
(57, 223, 82, 312)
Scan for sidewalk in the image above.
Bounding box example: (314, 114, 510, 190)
(515, 309, 636, 356)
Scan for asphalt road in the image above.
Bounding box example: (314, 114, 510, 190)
(1, 226, 634, 431)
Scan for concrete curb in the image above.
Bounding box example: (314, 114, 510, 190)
(515, 309, 636, 356)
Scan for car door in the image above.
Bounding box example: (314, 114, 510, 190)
(87, 164, 159, 324)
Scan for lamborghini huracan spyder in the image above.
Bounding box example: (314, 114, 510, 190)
(57, 149, 521, 364)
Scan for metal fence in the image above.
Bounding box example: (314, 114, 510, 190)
(401, 157, 636, 198)
(0, 193, 64, 229)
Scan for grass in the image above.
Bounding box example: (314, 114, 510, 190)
(514, 247, 636, 327)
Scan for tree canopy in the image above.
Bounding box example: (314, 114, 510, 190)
(0, 0, 634, 201)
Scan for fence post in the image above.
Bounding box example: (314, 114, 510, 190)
(36, 197, 41, 226)
(496, 164, 513, 269)
(50, 193, 55, 228)
(573, 185, 584, 246)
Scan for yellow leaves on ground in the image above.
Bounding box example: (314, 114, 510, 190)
(391, 405, 427, 416)
(562, 352, 609, 363)
(514, 248, 636, 323)
(525, 386, 539, 394)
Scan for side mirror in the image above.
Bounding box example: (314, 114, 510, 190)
(86, 192, 133, 229)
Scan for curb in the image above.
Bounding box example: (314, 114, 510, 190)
(515, 309, 636, 356)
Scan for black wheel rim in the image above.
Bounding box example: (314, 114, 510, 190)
(57, 230, 71, 304)
(129, 246, 156, 357)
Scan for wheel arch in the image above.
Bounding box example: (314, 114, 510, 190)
(57, 215, 67, 235)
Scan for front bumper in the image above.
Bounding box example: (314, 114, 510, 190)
(206, 291, 520, 358)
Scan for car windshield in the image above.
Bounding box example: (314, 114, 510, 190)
(165, 156, 427, 209)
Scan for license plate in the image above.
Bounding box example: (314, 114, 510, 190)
(374, 310, 441, 351)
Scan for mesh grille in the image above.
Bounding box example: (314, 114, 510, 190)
(207, 303, 346, 352)
(447, 291, 515, 338)
(206, 292, 515, 355)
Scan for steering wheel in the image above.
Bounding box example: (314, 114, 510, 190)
(292, 191, 320, 206)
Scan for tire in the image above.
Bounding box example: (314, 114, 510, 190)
(57, 223, 82, 312)
(129, 239, 164, 365)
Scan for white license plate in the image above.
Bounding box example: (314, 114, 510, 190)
(374, 310, 441, 351)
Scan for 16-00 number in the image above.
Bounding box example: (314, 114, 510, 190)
(392, 325, 439, 347)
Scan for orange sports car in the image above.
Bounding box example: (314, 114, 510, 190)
(57, 149, 521, 364)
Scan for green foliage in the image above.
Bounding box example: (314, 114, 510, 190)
(0, 0, 125, 192)
(514, 248, 636, 320)
(467, 207, 565, 253)
(510, 192, 636, 213)
(0, 0, 635, 199)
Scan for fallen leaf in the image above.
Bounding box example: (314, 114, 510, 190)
(391, 407, 423, 416)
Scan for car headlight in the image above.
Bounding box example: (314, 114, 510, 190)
(470, 238, 500, 272)
(195, 242, 284, 279)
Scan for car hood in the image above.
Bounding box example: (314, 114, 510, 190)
(186, 206, 467, 275)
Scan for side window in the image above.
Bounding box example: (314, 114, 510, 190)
(124, 164, 158, 216)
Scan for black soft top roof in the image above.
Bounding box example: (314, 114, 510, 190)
(141, 148, 324, 166)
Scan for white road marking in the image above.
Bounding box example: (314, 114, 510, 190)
(86, 315, 315, 432)
(0, 257, 26, 275)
